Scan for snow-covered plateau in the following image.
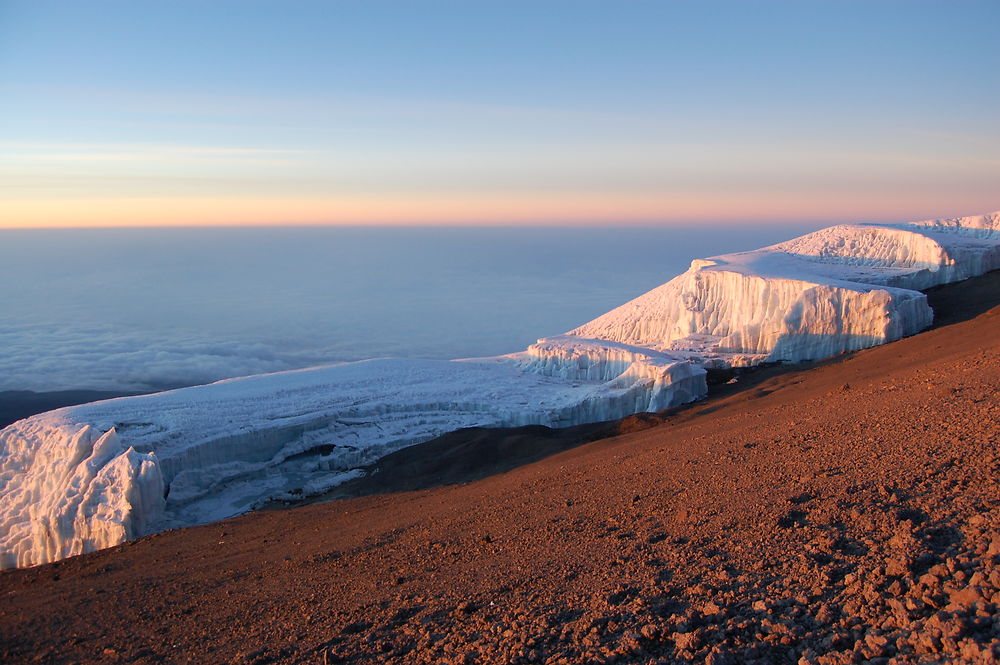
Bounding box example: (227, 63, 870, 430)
(2, 211, 998, 568)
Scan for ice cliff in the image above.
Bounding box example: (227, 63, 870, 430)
(2, 211, 998, 568)
(571, 212, 999, 366)
(0, 357, 705, 569)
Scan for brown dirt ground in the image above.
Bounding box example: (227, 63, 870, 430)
(1, 272, 998, 665)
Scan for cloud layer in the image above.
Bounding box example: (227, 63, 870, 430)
(0, 225, 822, 393)
(0, 323, 319, 392)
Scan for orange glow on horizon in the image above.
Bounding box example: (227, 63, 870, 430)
(0, 193, 991, 229)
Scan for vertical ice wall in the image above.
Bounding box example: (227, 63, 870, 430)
(569, 266, 933, 363)
(0, 422, 163, 569)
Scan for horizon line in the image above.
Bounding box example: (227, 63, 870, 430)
(1, 212, 982, 231)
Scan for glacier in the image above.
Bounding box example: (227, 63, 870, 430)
(1, 211, 998, 568)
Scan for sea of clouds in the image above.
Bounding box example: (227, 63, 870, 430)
(0, 225, 821, 393)
(0, 322, 314, 392)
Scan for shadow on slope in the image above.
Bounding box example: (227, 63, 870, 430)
(924, 268, 1000, 327)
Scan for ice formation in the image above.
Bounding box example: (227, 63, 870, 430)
(572, 212, 999, 366)
(0, 358, 705, 569)
(2, 211, 998, 568)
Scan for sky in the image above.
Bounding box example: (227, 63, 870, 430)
(0, 0, 997, 228)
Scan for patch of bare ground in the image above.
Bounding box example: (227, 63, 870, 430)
(1, 272, 998, 665)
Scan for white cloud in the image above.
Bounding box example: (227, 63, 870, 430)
(0, 323, 326, 392)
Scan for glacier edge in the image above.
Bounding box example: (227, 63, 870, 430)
(1, 210, 998, 569)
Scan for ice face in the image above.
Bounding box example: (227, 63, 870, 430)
(570, 213, 1000, 366)
(0, 423, 163, 568)
(569, 261, 934, 365)
(2, 211, 998, 568)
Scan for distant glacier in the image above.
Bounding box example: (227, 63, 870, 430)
(2, 211, 998, 569)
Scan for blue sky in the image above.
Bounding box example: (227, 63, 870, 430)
(1, 0, 997, 226)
